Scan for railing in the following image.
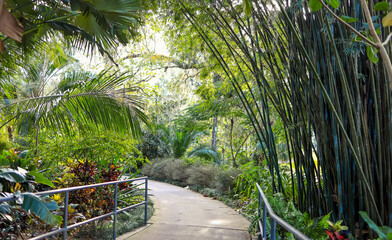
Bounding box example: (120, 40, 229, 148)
(256, 183, 310, 240)
(0, 176, 148, 240)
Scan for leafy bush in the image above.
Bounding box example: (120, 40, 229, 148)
(34, 129, 144, 171)
(185, 163, 218, 187)
(55, 159, 135, 219)
(143, 158, 242, 193)
(213, 167, 242, 194)
(149, 159, 170, 179)
(138, 132, 170, 160)
(0, 165, 60, 239)
(163, 158, 189, 181)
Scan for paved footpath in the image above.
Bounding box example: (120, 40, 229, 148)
(118, 180, 252, 240)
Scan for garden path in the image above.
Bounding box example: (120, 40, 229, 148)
(118, 180, 252, 240)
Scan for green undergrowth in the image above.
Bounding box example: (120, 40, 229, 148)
(73, 204, 154, 240)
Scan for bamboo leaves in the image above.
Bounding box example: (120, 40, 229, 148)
(309, 0, 323, 11)
(340, 15, 358, 23)
(374, 2, 390, 12)
(325, 0, 340, 9)
(309, 0, 340, 11)
(367, 45, 379, 63)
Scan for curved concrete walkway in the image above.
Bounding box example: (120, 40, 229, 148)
(119, 180, 251, 240)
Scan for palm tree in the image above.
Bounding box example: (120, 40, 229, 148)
(0, 1, 149, 138)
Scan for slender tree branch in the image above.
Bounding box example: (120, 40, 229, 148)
(320, 0, 377, 48)
(383, 33, 392, 46)
(358, 0, 392, 89)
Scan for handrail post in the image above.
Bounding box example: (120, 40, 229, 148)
(271, 219, 276, 240)
(144, 178, 148, 225)
(63, 191, 69, 240)
(262, 203, 267, 239)
(258, 192, 262, 240)
(113, 183, 118, 240)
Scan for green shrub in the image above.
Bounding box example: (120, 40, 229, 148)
(164, 158, 189, 181)
(213, 167, 242, 194)
(150, 159, 169, 179)
(141, 162, 154, 176)
(199, 188, 219, 197)
(138, 132, 170, 160)
(34, 129, 144, 170)
(143, 158, 242, 193)
(185, 164, 218, 187)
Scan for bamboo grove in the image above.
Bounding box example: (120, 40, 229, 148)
(177, 0, 392, 234)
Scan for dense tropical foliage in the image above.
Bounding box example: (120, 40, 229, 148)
(1, 0, 392, 239)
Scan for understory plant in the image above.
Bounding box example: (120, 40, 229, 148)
(33, 129, 145, 175)
(359, 212, 392, 239)
(55, 158, 139, 219)
(0, 149, 61, 238)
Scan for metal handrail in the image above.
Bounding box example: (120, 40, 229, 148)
(256, 183, 310, 240)
(0, 176, 148, 240)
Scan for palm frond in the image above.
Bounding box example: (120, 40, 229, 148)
(188, 146, 220, 163)
(1, 68, 149, 138)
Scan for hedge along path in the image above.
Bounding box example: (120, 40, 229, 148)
(118, 180, 252, 240)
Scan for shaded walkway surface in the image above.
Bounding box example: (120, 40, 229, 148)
(119, 180, 251, 240)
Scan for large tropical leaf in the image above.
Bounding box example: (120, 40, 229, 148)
(0, 168, 26, 183)
(21, 193, 61, 225)
(29, 170, 55, 188)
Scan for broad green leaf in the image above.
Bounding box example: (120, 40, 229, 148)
(0, 168, 26, 183)
(29, 170, 55, 188)
(366, 46, 379, 64)
(44, 200, 60, 211)
(387, 232, 392, 240)
(326, 0, 339, 9)
(374, 2, 390, 11)
(383, 12, 392, 26)
(21, 193, 60, 225)
(341, 15, 358, 23)
(359, 212, 386, 238)
(309, 0, 323, 11)
(0, 203, 11, 213)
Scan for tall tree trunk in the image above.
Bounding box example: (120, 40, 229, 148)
(35, 126, 39, 156)
(211, 116, 218, 150)
(229, 118, 238, 167)
(7, 125, 13, 142)
(211, 73, 219, 151)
